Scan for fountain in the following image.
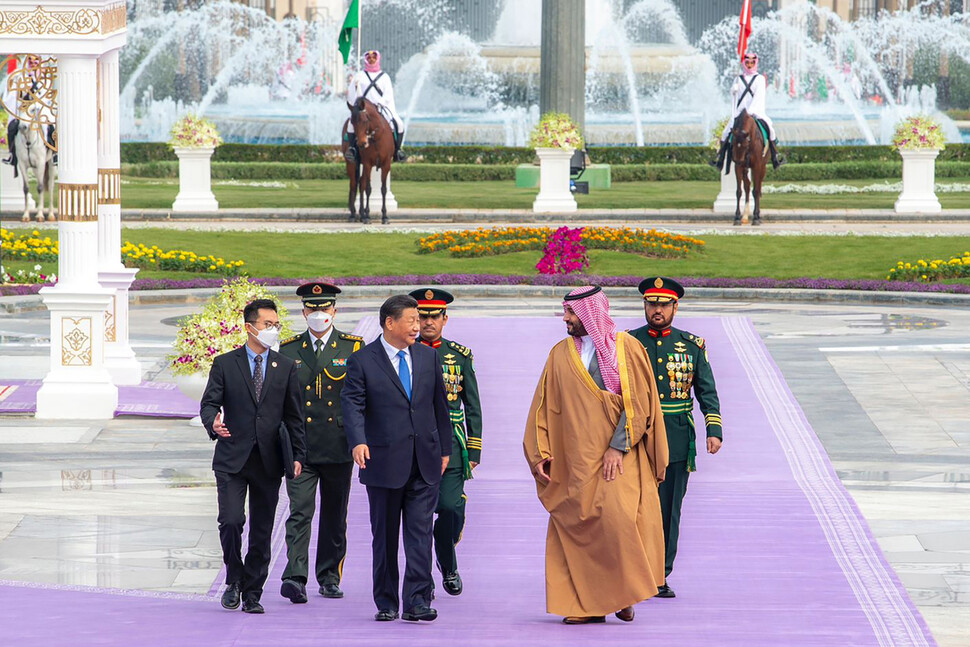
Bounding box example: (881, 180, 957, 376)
(119, 0, 970, 147)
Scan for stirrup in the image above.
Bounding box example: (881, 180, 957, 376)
(344, 147, 357, 163)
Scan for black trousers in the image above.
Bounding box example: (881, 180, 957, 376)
(365, 454, 439, 612)
(433, 442, 466, 574)
(215, 447, 281, 601)
(282, 461, 354, 586)
(658, 460, 691, 578)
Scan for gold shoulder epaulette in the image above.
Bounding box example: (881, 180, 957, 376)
(339, 332, 364, 342)
(684, 333, 705, 349)
(280, 334, 301, 346)
(448, 340, 472, 357)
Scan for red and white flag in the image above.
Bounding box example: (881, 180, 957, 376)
(738, 0, 753, 58)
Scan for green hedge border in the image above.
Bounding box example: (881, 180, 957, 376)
(121, 142, 970, 166)
(122, 160, 970, 183)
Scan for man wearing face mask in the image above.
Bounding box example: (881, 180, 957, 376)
(201, 298, 307, 614)
(277, 282, 365, 604)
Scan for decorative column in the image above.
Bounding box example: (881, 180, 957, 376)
(36, 54, 118, 419)
(540, 0, 585, 133)
(97, 49, 140, 385)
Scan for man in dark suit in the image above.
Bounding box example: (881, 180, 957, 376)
(201, 298, 307, 614)
(341, 294, 452, 622)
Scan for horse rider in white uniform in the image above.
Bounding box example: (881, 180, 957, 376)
(711, 51, 784, 171)
(344, 50, 406, 163)
(3, 54, 56, 172)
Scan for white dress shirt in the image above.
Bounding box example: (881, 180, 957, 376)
(309, 326, 334, 353)
(380, 334, 413, 383)
(579, 335, 596, 370)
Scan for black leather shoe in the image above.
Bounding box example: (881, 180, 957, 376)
(374, 609, 399, 621)
(442, 571, 462, 596)
(280, 578, 307, 604)
(615, 606, 635, 622)
(656, 584, 676, 598)
(319, 583, 344, 599)
(221, 583, 241, 610)
(562, 616, 605, 624)
(241, 598, 265, 614)
(402, 604, 437, 622)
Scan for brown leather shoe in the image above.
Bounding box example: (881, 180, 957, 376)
(614, 606, 635, 622)
(562, 616, 606, 625)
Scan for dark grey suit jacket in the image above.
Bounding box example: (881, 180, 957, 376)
(341, 339, 452, 489)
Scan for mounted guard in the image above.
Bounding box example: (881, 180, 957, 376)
(344, 50, 406, 163)
(711, 52, 784, 172)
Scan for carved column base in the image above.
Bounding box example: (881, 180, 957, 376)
(99, 267, 141, 385)
(36, 288, 118, 419)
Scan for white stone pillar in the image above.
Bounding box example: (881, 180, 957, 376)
(97, 49, 140, 385)
(36, 54, 118, 419)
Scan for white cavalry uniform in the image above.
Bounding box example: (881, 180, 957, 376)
(721, 72, 776, 141)
(346, 71, 403, 134)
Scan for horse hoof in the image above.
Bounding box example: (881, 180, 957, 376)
(381, 216, 389, 225)
(347, 214, 356, 223)
(752, 218, 762, 227)
(361, 217, 371, 225)
(733, 218, 741, 226)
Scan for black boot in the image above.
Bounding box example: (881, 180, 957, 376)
(393, 129, 407, 162)
(344, 140, 358, 164)
(769, 139, 786, 169)
(709, 139, 729, 171)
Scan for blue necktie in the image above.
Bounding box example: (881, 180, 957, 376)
(397, 350, 411, 399)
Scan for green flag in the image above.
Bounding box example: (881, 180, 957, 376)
(338, 0, 359, 65)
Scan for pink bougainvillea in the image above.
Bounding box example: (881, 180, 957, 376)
(536, 226, 590, 275)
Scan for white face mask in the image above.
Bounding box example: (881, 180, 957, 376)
(249, 323, 280, 349)
(306, 311, 334, 333)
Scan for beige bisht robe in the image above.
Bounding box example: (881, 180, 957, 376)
(523, 332, 669, 617)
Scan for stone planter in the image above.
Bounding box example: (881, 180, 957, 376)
(532, 147, 577, 213)
(712, 165, 751, 214)
(172, 147, 219, 213)
(895, 148, 941, 214)
(174, 372, 208, 427)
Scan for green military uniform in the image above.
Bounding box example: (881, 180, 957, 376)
(629, 277, 722, 581)
(410, 288, 483, 587)
(278, 283, 364, 599)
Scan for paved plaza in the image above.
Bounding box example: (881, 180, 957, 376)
(0, 290, 968, 644)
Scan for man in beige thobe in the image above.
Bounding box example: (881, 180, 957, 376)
(523, 286, 668, 624)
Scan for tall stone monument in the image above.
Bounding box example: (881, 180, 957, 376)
(540, 0, 585, 133)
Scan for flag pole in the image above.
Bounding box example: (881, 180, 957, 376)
(356, 0, 361, 71)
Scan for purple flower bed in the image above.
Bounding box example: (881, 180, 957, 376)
(4, 274, 970, 297)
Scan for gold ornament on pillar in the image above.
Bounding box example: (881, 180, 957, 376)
(0, 54, 58, 153)
(58, 184, 99, 222)
(62, 317, 93, 366)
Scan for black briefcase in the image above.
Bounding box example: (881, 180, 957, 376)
(279, 423, 296, 479)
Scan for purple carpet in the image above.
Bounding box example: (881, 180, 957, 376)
(0, 379, 198, 417)
(0, 317, 935, 646)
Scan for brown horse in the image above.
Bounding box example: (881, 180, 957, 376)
(730, 109, 767, 226)
(343, 97, 394, 225)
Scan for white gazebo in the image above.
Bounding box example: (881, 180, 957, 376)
(0, 1, 139, 418)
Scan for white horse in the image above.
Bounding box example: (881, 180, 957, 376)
(12, 109, 55, 222)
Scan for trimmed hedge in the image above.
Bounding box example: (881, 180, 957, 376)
(122, 160, 970, 182)
(120, 142, 970, 166)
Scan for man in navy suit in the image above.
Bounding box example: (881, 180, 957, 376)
(201, 298, 307, 614)
(341, 294, 452, 622)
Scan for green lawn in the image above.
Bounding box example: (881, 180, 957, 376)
(118, 178, 970, 211)
(5, 229, 970, 284)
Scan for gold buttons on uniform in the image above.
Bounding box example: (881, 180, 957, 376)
(306, 385, 311, 391)
(658, 358, 663, 363)
(327, 385, 333, 391)
(328, 417, 334, 423)
(327, 401, 333, 406)
(659, 394, 664, 399)
(657, 340, 662, 346)
(307, 416, 312, 422)
(306, 401, 312, 407)
(658, 375, 664, 380)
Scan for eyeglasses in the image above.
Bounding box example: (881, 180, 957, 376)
(250, 321, 282, 331)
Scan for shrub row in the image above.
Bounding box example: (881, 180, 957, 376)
(120, 142, 970, 166)
(122, 160, 970, 183)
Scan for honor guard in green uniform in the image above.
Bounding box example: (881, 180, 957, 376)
(278, 282, 365, 604)
(408, 288, 483, 597)
(628, 277, 722, 599)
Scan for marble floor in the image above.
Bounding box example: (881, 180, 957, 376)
(1, 292, 969, 644)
